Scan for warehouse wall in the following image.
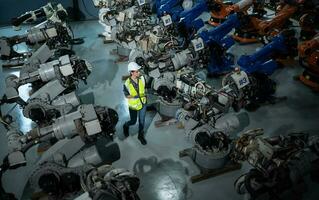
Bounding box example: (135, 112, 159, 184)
(0, 0, 98, 25)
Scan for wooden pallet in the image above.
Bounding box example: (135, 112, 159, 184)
(179, 148, 242, 183)
(154, 117, 178, 127)
(189, 162, 242, 183)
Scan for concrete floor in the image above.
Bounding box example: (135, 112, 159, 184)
(1, 18, 319, 200)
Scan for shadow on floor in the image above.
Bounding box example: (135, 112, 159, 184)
(133, 156, 189, 200)
(116, 107, 157, 140)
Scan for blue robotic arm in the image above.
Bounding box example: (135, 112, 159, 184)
(178, 0, 209, 31)
(156, 0, 185, 21)
(198, 13, 242, 75)
(199, 13, 241, 46)
(237, 30, 297, 75)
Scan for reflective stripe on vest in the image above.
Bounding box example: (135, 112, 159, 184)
(124, 77, 146, 110)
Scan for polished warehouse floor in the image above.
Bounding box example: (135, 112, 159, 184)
(1, 18, 319, 200)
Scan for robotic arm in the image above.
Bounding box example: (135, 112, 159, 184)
(175, 70, 252, 172)
(237, 29, 297, 75)
(3, 54, 91, 101)
(25, 163, 140, 200)
(177, 1, 210, 37)
(137, 13, 242, 76)
(175, 68, 277, 120)
(298, 33, 319, 58)
(0, 21, 71, 60)
(1, 55, 91, 123)
(298, 34, 319, 91)
(232, 129, 319, 199)
(11, 3, 68, 28)
(1, 104, 120, 200)
(4, 104, 118, 170)
(93, 0, 135, 42)
(193, 13, 242, 75)
(134, 14, 280, 107)
(253, 3, 297, 36)
(208, 0, 258, 26)
(156, 0, 186, 22)
(233, 0, 312, 44)
(175, 69, 250, 119)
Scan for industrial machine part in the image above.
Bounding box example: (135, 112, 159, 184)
(4, 104, 118, 169)
(93, 0, 135, 43)
(22, 134, 132, 200)
(232, 129, 319, 200)
(156, 0, 218, 50)
(233, 0, 316, 44)
(237, 29, 298, 75)
(22, 91, 81, 124)
(177, 112, 249, 183)
(111, 0, 210, 56)
(0, 21, 72, 60)
(137, 9, 298, 77)
(298, 34, 319, 58)
(25, 163, 140, 200)
(156, 0, 190, 22)
(1, 54, 90, 100)
(98, 0, 156, 59)
(14, 43, 56, 69)
(0, 54, 91, 123)
(191, 12, 243, 75)
(174, 71, 253, 181)
(133, 12, 242, 77)
(298, 34, 319, 91)
(208, 0, 266, 27)
(0, 137, 122, 200)
(176, 1, 209, 40)
(11, 3, 68, 28)
(0, 104, 119, 200)
(176, 68, 278, 115)
(299, 11, 318, 41)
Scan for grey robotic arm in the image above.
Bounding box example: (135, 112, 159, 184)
(3, 54, 91, 103)
(1, 55, 91, 123)
(11, 3, 68, 28)
(24, 162, 140, 200)
(1, 103, 119, 200)
(232, 130, 319, 199)
(175, 69, 250, 119)
(5, 104, 118, 169)
(0, 21, 71, 60)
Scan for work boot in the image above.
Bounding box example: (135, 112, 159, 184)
(123, 124, 129, 138)
(138, 131, 147, 145)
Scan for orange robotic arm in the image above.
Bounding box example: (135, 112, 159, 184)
(251, 4, 298, 36)
(209, 0, 254, 26)
(298, 34, 319, 58)
(298, 34, 319, 91)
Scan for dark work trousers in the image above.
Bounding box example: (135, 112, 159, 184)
(124, 105, 146, 134)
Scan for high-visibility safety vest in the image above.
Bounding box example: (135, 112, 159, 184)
(124, 76, 147, 110)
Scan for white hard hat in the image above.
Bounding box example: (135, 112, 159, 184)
(128, 62, 141, 73)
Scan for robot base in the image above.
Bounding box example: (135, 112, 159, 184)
(299, 71, 319, 92)
(179, 147, 241, 183)
(154, 99, 182, 127)
(232, 30, 259, 44)
(208, 15, 227, 27)
(158, 98, 182, 118)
